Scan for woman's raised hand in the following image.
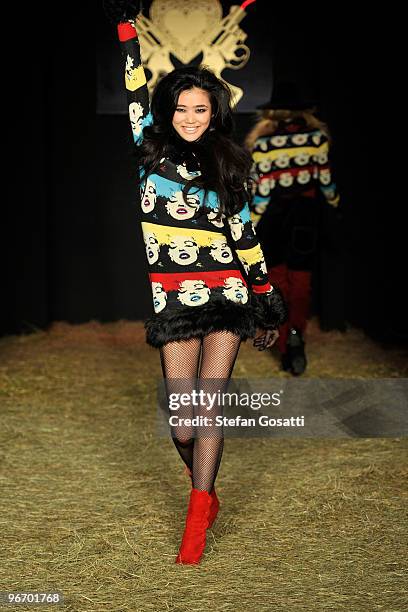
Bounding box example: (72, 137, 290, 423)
(103, 0, 142, 24)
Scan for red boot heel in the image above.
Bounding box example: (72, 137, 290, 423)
(208, 488, 220, 529)
(175, 488, 212, 565)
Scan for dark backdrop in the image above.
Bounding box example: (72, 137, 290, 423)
(3, 3, 405, 344)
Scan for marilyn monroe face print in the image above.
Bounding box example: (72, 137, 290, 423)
(141, 178, 157, 213)
(152, 281, 167, 313)
(209, 239, 233, 264)
(176, 163, 198, 181)
(144, 231, 160, 264)
(129, 101, 144, 140)
(168, 236, 199, 266)
(229, 214, 244, 241)
(165, 191, 200, 220)
(177, 280, 211, 306)
(222, 277, 248, 304)
(207, 208, 225, 228)
(271, 135, 288, 147)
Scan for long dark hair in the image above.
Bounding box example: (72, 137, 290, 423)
(136, 66, 252, 218)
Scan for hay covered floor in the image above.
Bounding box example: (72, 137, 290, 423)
(0, 319, 407, 612)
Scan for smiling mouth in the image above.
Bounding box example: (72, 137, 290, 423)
(182, 126, 199, 133)
(176, 208, 187, 214)
(190, 294, 201, 301)
(236, 292, 244, 299)
(179, 252, 189, 259)
(221, 252, 229, 258)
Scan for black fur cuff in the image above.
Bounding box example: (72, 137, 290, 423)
(251, 288, 288, 330)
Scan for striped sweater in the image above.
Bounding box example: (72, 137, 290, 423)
(250, 121, 340, 224)
(118, 21, 274, 325)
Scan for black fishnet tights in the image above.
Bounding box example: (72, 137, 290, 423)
(160, 331, 241, 493)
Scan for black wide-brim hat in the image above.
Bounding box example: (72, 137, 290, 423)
(257, 81, 316, 110)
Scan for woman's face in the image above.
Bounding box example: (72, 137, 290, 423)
(172, 87, 212, 142)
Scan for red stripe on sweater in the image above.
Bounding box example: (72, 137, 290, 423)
(259, 165, 313, 180)
(252, 282, 272, 294)
(117, 22, 138, 42)
(149, 270, 246, 292)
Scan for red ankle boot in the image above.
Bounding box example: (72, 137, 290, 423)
(184, 466, 220, 528)
(175, 488, 212, 564)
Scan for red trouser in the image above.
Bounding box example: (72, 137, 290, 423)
(267, 264, 312, 354)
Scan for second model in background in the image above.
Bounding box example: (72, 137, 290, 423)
(246, 81, 341, 375)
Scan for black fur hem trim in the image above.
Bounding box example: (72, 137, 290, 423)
(144, 290, 288, 348)
(145, 300, 257, 348)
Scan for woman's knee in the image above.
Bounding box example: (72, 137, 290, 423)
(172, 433, 194, 447)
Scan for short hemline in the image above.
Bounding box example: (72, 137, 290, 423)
(144, 299, 257, 348)
(144, 290, 287, 348)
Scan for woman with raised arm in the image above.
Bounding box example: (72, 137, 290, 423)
(105, 0, 286, 565)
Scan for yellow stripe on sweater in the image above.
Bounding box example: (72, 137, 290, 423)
(236, 243, 264, 265)
(252, 141, 328, 163)
(125, 64, 147, 92)
(142, 222, 223, 247)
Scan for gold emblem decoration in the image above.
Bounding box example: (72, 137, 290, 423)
(136, 0, 252, 105)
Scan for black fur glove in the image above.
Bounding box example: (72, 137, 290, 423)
(251, 287, 288, 331)
(251, 288, 287, 351)
(103, 0, 142, 24)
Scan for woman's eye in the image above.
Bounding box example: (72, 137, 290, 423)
(175, 108, 185, 112)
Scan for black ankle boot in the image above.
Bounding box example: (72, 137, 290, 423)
(284, 328, 307, 375)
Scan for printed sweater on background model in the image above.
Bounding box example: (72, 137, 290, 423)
(118, 21, 274, 320)
(250, 122, 340, 225)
